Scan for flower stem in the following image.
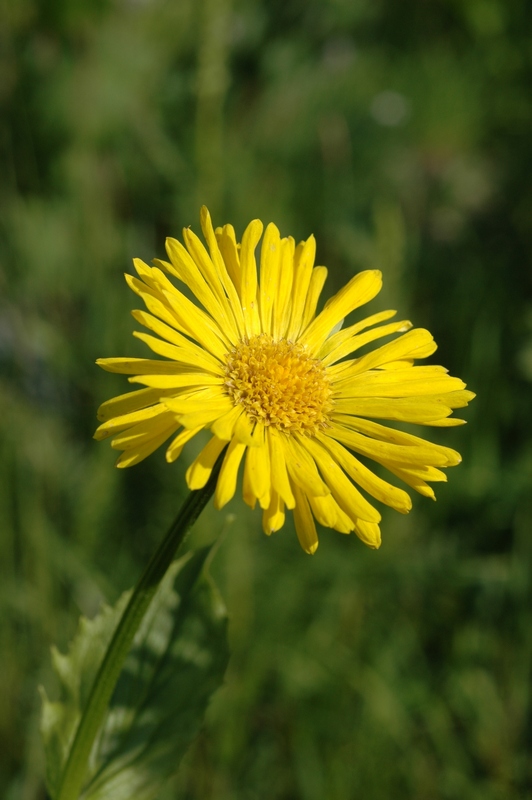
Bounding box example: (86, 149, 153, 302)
(56, 453, 225, 800)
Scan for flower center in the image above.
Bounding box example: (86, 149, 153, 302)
(224, 334, 333, 434)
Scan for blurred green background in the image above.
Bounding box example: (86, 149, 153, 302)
(1, 0, 532, 798)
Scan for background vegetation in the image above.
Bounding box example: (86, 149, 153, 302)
(1, 0, 531, 797)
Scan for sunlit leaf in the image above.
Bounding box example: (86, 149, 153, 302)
(40, 548, 229, 800)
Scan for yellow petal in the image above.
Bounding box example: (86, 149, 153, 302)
(300, 270, 383, 354)
(125, 273, 177, 320)
(331, 396, 456, 424)
(307, 493, 341, 528)
(182, 228, 243, 343)
(111, 414, 178, 451)
(164, 387, 228, 414)
(152, 256, 185, 282)
(95, 402, 169, 440)
(331, 504, 356, 534)
(385, 464, 447, 498)
(258, 222, 282, 335)
(272, 237, 295, 340)
(133, 330, 223, 369)
(215, 224, 241, 295)
(233, 409, 257, 447)
(286, 235, 316, 340)
(97, 357, 192, 375)
(343, 328, 437, 377)
(96, 387, 168, 423)
(165, 236, 235, 339)
(130, 309, 225, 374)
(300, 266, 328, 333)
(214, 438, 246, 509)
(178, 408, 233, 431)
(317, 433, 412, 513)
(438, 389, 476, 408)
(165, 425, 203, 463)
(282, 435, 330, 498)
(162, 289, 230, 359)
(354, 519, 381, 549)
(242, 453, 256, 509)
(427, 416, 467, 427)
(240, 219, 263, 337)
(186, 435, 227, 490)
(130, 373, 223, 389)
(200, 206, 246, 338)
(267, 427, 296, 509)
(244, 429, 271, 508)
(142, 263, 188, 300)
(262, 490, 285, 535)
(180, 227, 228, 303)
(300, 436, 381, 523)
(323, 320, 413, 366)
(291, 482, 319, 554)
(131, 260, 165, 294)
(332, 416, 463, 465)
(130, 264, 229, 354)
(116, 428, 178, 468)
(333, 367, 466, 398)
(327, 423, 456, 467)
(318, 309, 397, 359)
(379, 359, 414, 370)
(211, 405, 246, 442)
(165, 390, 233, 429)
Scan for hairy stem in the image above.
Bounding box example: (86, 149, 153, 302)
(57, 453, 225, 800)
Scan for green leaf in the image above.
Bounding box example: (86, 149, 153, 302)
(41, 548, 229, 800)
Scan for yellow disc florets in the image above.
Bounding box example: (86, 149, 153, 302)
(224, 334, 333, 434)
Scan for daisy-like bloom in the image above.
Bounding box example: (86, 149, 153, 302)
(94, 207, 474, 554)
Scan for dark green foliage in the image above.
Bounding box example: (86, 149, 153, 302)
(1, 0, 531, 797)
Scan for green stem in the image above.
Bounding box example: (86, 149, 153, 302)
(57, 453, 225, 800)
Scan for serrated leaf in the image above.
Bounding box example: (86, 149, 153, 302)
(41, 548, 229, 800)
(40, 593, 132, 797)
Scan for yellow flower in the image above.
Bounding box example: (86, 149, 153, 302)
(95, 207, 474, 554)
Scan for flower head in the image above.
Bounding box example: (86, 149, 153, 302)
(95, 207, 474, 553)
